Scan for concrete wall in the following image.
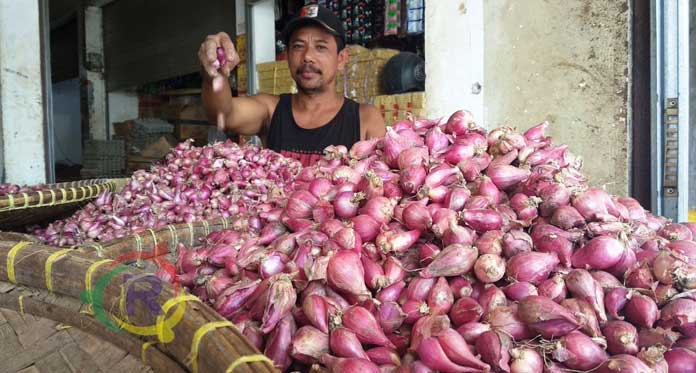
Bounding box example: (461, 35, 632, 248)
(0, 0, 48, 184)
(52, 78, 82, 163)
(425, 0, 484, 119)
(483, 1, 631, 195)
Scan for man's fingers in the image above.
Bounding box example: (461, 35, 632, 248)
(204, 39, 219, 63)
(220, 36, 237, 62)
(220, 63, 232, 78)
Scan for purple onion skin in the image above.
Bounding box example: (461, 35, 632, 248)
(664, 348, 696, 373)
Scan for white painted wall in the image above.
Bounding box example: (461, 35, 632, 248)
(85, 5, 108, 140)
(108, 90, 138, 125)
(0, 0, 48, 184)
(424, 0, 484, 121)
(52, 79, 82, 164)
(250, 0, 277, 93)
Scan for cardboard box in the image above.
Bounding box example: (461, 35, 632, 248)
(113, 120, 135, 137)
(140, 135, 177, 159)
(236, 34, 247, 62)
(175, 123, 209, 141)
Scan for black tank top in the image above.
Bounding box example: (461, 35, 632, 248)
(267, 94, 361, 166)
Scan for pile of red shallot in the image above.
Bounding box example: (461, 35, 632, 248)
(34, 139, 302, 246)
(0, 183, 50, 196)
(172, 110, 696, 373)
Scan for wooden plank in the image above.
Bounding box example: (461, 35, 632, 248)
(68, 327, 127, 372)
(59, 342, 102, 373)
(0, 329, 74, 372)
(34, 349, 74, 373)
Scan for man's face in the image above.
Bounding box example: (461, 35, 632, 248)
(287, 25, 347, 94)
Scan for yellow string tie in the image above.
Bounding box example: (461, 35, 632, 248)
(37, 191, 45, 207)
(18, 295, 26, 319)
(119, 280, 130, 322)
(225, 354, 275, 373)
(186, 321, 234, 373)
(59, 188, 67, 203)
(221, 216, 229, 229)
(70, 187, 77, 201)
(89, 243, 105, 257)
(21, 193, 29, 208)
(49, 189, 56, 205)
(141, 341, 157, 364)
(7, 194, 14, 209)
(147, 228, 158, 248)
(45, 248, 73, 292)
(134, 233, 143, 266)
(187, 222, 195, 247)
(201, 220, 210, 237)
(6, 241, 32, 283)
(167, 225, 179, 251)
(82, 259, 113, 315)
(156, 294, 200, 343)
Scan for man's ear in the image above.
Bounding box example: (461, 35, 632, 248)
(337, 47, 349, 71)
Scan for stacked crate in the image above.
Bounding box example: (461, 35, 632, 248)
(256, 45, 399, 104)
(373, 91, 426, 126)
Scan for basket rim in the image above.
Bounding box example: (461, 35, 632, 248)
(0, 178, 117, 212)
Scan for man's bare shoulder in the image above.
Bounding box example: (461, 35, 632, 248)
(359, 103, 386, 139)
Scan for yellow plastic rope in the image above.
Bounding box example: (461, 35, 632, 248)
(37, 191, 45, 206)
(186, 321, 234, 373)
(59, 188, 67, 203)
(119, 280, 130, 322)
(141, 341, 157, 364)
(7, 194, 14, 209)
(201, 220, 210, 237)
(134, 233, 143, 266)
(187, 222, 195, 247)
(45, 248, 73, 292)
(88, 243, 105, 257)
(70, 187, 78, 201)
(49, 189, 56, 205)
(221, 216, 229, 229)
(82, 259, 113, 315)
(225, 354, 275, 373)
(21, 193, 29, 208)
(167, 225, 179, 250)
(156, 294, 200, 342)
(147, 228, 158, 247)
(6, 241, 32, 283)
(18, 295, 26, 319)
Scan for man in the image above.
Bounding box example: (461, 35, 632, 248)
(199, 4, 386, 166)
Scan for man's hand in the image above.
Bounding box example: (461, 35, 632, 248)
(198, 32, 240, 81)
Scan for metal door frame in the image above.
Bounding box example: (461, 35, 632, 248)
(651, 0, 690, 222)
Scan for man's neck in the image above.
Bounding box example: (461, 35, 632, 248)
(292, 89, 343, 112)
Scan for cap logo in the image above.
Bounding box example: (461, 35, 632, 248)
(300, 5, 319, 18)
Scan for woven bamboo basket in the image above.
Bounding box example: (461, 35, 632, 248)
(0, 240, 277, 373)
(0, 179, 127, 230)
(73, 217, 235, 262)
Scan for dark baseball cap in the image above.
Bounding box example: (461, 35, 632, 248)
(282, 4, 346, 50)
